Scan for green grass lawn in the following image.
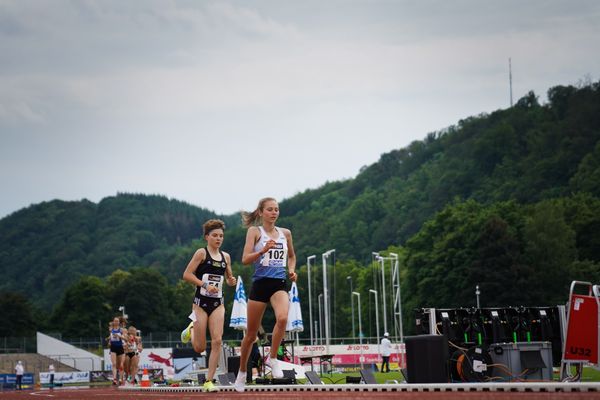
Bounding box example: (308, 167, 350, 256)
(307, 371, 404, 385)
(170, 365, 600, 386)
(294, 366, 600, 384)
(576, 366, 600, 381)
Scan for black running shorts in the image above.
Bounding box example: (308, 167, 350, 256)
(110, 344, 124, 356)
(249, 278, 287, 303)
(193, 295, 224, 317)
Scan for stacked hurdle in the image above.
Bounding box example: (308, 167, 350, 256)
(560, 280, 600, 381)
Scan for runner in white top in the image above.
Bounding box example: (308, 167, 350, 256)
(234, 197, 297, 392)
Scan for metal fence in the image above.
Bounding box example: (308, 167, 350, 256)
(1, 333, 382, 355)
(0, 337, 36, 354)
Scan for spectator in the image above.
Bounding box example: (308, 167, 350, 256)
(48, 364, 55, 388)
(15, 360, 24, 390)
(380, 332, 392, 373)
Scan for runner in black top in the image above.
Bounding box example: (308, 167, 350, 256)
(181, 219, 236, 392)
(193, 247, 228, 316)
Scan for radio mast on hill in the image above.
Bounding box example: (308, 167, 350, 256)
(509, 58, 514, 107)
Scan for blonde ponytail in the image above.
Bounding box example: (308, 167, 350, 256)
(241, 197, 277, 227)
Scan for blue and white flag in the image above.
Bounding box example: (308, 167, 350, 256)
(229, 276, 247, 330)
(286, 282, 304, 332)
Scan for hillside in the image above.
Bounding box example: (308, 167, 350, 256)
(1, 81, 600, 319)
(0, 194, 238, 309)
(280, 85, 600, 262)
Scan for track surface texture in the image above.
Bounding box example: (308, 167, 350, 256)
(2, 383, 600, 400)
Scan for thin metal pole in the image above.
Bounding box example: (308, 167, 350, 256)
(370, 290, 379, 353)
(353, 291, 363, 369)
(509, 58, 514, 107)
(322, 249, 335, 352)
(379, 257, 388, 334)
(307, 255, 316, 345)
(322, 253, 329, 351)
(332, 252, 336, 342)
(318, 294, 324, 345)
(347, 276, 356, 343)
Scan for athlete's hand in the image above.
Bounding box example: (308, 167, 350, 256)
(226, 275, 237, 286)
(289, 271, 297, 282)
(207, 285, 219, 294)
(263, 239, 277, 251)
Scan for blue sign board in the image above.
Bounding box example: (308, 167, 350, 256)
(0, 373, 35, 388)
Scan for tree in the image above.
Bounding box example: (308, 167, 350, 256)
(523, 201, 576, 304)
(470, 215, 530, 306)
(48, 276, 112, 338)
(570, 141, 600, 196)
(109, 268, 175, 332)
(0, 292, 39, 337)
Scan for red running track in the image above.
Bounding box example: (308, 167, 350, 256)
(1, 388, 600, 400)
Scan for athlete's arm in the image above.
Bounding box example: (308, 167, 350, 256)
(241, 226, 264, 265)
(224, 252, 237, 286)
(284, 228, 297, 282)
(182, 248, 207, 287)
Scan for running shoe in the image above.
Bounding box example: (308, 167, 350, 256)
(180, 321, 194, 344)
(269, 358, 283, 379)
(233, 370, 246, 392)
(203, 380, 218, 392)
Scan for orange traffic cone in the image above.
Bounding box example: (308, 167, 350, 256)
(140, 369, 151, 387)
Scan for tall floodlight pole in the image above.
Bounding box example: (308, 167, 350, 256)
(389, 252, 403, 343)
(369, 289, 380, 355)
(318, 294, 324, 345)
(322, 249, 335, 352)
(371, 252, 380, 295)
(352, 291, 364, 369)
(509, 58, 514, 107)
(347, 276, 356, 343)
(307, 255, 316, 345)
(377, 256, 388, 334)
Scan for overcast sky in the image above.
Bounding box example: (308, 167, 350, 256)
(1, 0, 599, 218)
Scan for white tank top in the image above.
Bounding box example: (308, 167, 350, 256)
(252, 226, 287, 280)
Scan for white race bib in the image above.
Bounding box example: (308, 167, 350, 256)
(261, 242, 287, 267)
(200, 273, 224, 297)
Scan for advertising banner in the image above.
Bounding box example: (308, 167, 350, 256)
(0, 373, 35, 388)
(104, 347, 174, 378)
(39, 371, 90, 385)
(231, 343, 406, 373)
(90, 370, 112, 383)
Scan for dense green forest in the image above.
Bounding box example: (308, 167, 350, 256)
(1, 81, 600, 340)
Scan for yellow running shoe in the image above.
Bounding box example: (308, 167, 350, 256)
(180, 321, 194, 344)
(203, 380, 218, 392)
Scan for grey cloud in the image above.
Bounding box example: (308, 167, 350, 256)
(1, 0, 599, 218)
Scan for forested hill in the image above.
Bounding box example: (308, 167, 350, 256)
(1, 82, 600, 314)
(280, 83, 600, 262)
(0, 194, 238, 308)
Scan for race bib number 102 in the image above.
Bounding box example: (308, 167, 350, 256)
(261, 243, 287, 267)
